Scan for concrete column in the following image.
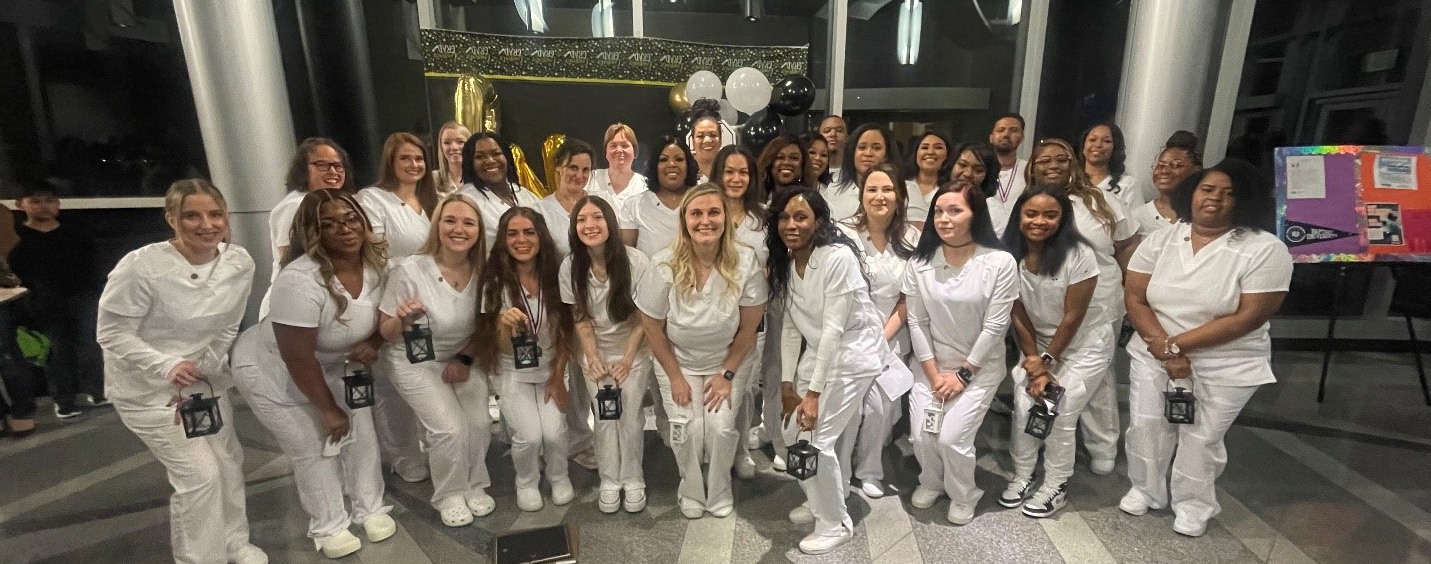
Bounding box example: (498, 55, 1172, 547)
(297, 0, 382, 183)
(1116, 0, 1225, 175)
(1012, 0, 1050, 161)
(1203, 0, 1255, 165)
(172, 0, 296, 319)
(826, 0, 848, 116)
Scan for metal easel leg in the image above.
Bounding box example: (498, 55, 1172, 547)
(1318, 265, 1349, 403)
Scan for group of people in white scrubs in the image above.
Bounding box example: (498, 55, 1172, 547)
(97, 113, 1291, 562)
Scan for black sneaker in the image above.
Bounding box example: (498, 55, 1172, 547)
(54, 403, 83, 420)
(1022, 482, 1067, 518)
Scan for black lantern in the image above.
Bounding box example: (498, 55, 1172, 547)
(512, 332, 540, 369)
(1023, 384, 1065, 440)
(1164, 386, 1196, 424)
(343, 364, 375, 409)
(403, 322, 435, 364)
(785, 434, 821, 481)
(179, 393, 224, 439)
(595, 384, 622, 420)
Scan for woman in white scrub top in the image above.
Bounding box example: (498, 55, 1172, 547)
(1120, 160, 1291, 538)
(377, 194, 493, 528)
(997, 188, 1103, 520)
(561, 195, 653, 514)
(757, 135, 808, 200)
(432, 121, 470, 198)
(838, 163, 917, 500)
(902, 186, 1017, 526)
(261, 138, 355, 319)
(689, 99, 724, 182)
(904, 132, 951, 230)
(473, 207, 577, 513)
(713, 144, 768, 479)
(232, 190, 395, 559)
(97, 180, 265, 564)
(799, 132, 832, 189)
(1132, 131, 1203, 238)
(768, 186, 903, 555)
(826, 124, 901, 222)
(945, 142, 1002, 226)
(357, 132, 436, 483)
(636, 185, 766, 520)
(460, 131, 541, 254)
(586, 123, 648, 211)
(1027, 138, 1139, 476)
(1081, 122, 1147, 211)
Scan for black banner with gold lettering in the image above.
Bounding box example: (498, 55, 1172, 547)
(420, 29, 808, 86)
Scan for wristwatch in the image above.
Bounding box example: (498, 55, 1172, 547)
(1165, 338, 1182, 357)
(1040, 352, 1056, 366)
(455, 353, 474, 366)
(955, 366, 972, 385)
(722, 369, 736, 381)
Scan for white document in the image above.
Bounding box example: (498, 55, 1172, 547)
(1374, 155, 1418, 190)
(1286, 156, 1326, 200)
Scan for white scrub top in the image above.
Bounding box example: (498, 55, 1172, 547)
(904, 179, 937, 225)
(98, 242, 255, 407)
(559, 246, 652, 359)
(260, 189, 308, 319)
(732, 212, 769, 265)
(1097, 173, 1147, 211)
(635, 245, 767, 376)
(782, 244, 889, 393)
(988, 158, 1028, 237)
(1070, 192, 1136, 325)
(1016, 243, 1100, 349)
(357, 187, 431, 259)
(1131, 199, 1177, 238)
(619, 190, 681, 258)
(902, 246, 1017, 378)
(823, 180, 862, 222)
(850, 224, 919, 356)
(586, 169, 648, 212)
(458, 182, 541, 255)
(379, 254, 478, 363)
(485, 281, 559, 385)
(535, 194, 578, 260)
(1130, 223, 1293, 386)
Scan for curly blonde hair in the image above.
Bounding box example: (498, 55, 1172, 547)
(666, 184, 741, 300)
(285, 190, 389, 320)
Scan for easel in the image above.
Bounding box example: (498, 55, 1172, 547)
(1318, 262, 1431, 405)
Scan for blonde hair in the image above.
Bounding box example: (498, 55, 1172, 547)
(1027, 138, 1117, 233)
(376, 132, 440, 215)
(164, 179, 230, 243)
(417, 194, 486, 269)
(603, 123, 639, 157)
(287, 190, 389, 320)
(666, 184, 741, 299)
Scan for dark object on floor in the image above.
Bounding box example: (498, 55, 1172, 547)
(493, 523, 577, 564)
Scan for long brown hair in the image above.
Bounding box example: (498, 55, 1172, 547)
(568, 195, 636, 324)
(473, 206, 573, 373)
(286, 190, 388, 321)
(1026, 138, 1116, 233)
(849, 162, 915, 259)
(376, 132, 439, 216)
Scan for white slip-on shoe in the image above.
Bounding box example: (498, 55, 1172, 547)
(1118, 489, 1162, 516)
(911, 486, 942, 509)
(317, 530, 361, 559)
(517, 488, 544, 512)
(550, 479, 575, 506)
(1090, 458, 1116, 476)
(1173, 513, 1209, 537)
(946, 502, 974, 525)
(798, 525, 852, 555)
(362, 514, 396, 543)
(860, 479, 885, 499)
(466, 489, 496, 517)
(436, 496, 473, 528)
(788, 505, 814, 524)
(229, 543, 269, 564)
(680, 497, 704, 519)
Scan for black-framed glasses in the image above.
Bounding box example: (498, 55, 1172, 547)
(320, 213, 364, 234)
(1033, 156, 1072, 166)
(309, 161, 346, 172)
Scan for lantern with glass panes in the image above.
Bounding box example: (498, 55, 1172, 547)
(342, 362, 375, 409)
(403, 322, 435, 364)
(595, 384, 622, 420)
(1164, 385, 1196, 424)
(786, 431, 820, 481)
(179, 382, 224, 439)
(1023, 383, 1065, 439)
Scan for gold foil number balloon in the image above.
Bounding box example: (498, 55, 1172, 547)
(454, 74, 500, 133)
(543, 133, 566, 192)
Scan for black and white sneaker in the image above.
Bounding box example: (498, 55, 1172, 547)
(85, 394, 111, 407)
(1022, 482, 1067, 518)
(54, 403, 83, 420)
(999, 477, 1035, 508)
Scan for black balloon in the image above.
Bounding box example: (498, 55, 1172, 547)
(740, 109, 784, 154)
(769, 75, 816, 116)
(674, 109, 694, 138)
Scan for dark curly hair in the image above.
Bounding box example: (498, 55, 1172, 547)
(765, 185, 865, 301)
(644, 135, 699, 190)
(1169, 158, 1276, 234)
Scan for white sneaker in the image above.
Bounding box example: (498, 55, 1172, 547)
(946, 502, 974, 525)
(1173, 514, 1208, 537)
(598, 490, 621, 514)
(550, 479, 575, 506)
(436, 496, 473, 528)
(911, 486, 942, 509)
(999, 477, 1035, 508)
(709, 504, 732, 518)
(1118, 490, 1161, 516)
(860, 479, 885, 499)
(394, 459, 429, 483)
(230, 543, 269, 564)
(735, 452, 757, 479)
(317, 530, 361, 559)
(747, 426, 768, 449)
(1090, 458, 1116, 476)
(517, 488, 544, 512)
(771, 454, 787, 472)
(623, 488, 647, 513)
(466, 489, 496, 517)
(680, 497, 704, 519)
(362, 514, 396, 542)
(798, 525, 852, 555)
(788, 505, 814, 524)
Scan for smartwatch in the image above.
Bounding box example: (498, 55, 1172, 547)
(1040, 352, 1056, 366)
(455, 353, 475, 366)
(722, 369, 736, 381)
(1165, 338, 1182, 357)
(955, 366, 973, 385)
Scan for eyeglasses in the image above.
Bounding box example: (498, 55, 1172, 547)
(320, 214, 364, 234)
(693, 133, 720, 141)
(309, 161, 345, 172)
(1152, 161, 1187, 172)
(1033, 156, 1072, 165)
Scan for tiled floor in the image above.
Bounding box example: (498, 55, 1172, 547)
(2, 350, 1429, 563)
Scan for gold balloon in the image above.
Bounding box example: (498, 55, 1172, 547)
(669, 83, 691, 114)
(542, 134, 566, 191)
(511, 143, 547, 198)
(454, 74, 500, 133)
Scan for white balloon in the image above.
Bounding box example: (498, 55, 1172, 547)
(685, 70, 723, 103)
(725, 67, 772, 115)
(718, 99, 738, 125)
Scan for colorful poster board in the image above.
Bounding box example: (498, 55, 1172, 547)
(1275, 146, 1431, 262)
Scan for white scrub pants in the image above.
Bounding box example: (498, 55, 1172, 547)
(734, 330, 765, 455)
(656, 364, 745, 513)
(852, 381, 902, 483)
(584, 359, 651, 492)
(115, 395, 253, 564)
(372, 359, 425, 475)
(908, 374, 997, 508)
(497, 376, 570, 491)
(388, 361, 492, 506)
(1077, 318, 1122, 464)
(566, 361, 594, 455)
(782, 372, 874, 536)
(1124, 354, 1259, 526)
(758, 305, 787, 454)
(1008, 334, 1109, 488)
(239, 381, 390, 547)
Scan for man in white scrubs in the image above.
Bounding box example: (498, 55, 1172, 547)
(987, 113, 1028, 237)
